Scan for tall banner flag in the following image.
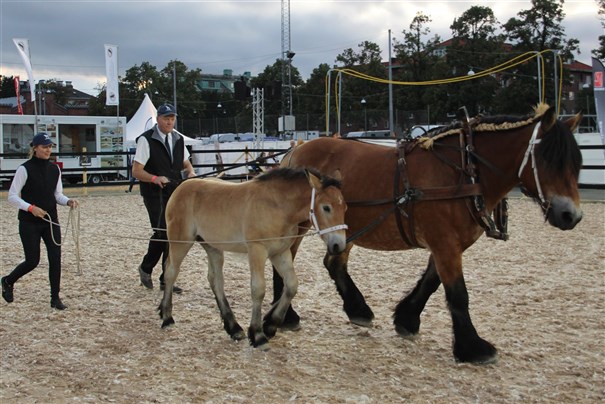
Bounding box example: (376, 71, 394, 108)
(12, 38, 36, 102)
(592, 57, 605, 154)
(105, 44, 119, 106)
(14, 76, 23, 114)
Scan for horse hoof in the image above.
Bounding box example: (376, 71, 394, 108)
(230, 330, 246, 341)
(395, 324, 418, 339)
(454, 338, 498, 364)
(161, 317, 175, 329)
(256, 342, 270, 351)
(263, 323, 277, 338)
(455, 352, 498, 365)
(350, 317, 373, 328)
(279, 322, 301, 332)
(250, 333, 270, 349)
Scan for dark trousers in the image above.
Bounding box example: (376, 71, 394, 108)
(140, 195, 169, 282)
(5, 220, 62, 299)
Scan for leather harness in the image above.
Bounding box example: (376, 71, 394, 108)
(346, 117, 509, 246)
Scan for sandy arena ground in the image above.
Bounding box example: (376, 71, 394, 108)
(0, 186, 603, 403)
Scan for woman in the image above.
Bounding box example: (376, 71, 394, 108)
(1, 133, 78, 310)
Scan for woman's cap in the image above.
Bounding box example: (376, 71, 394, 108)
(30, 132, 55, 147)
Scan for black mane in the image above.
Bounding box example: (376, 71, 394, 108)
(256, 167, 342, 189)
(420, 107, 582, 178)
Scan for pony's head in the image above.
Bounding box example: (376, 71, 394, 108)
(306, 169, 348, 254)
(519, 105, 583, 230)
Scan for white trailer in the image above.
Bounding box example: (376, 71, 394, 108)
(1, 114, 127, 186)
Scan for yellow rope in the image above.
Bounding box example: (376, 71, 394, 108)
(325, 50, 564, 133)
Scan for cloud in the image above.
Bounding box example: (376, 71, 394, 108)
(1, 0, 600, 95)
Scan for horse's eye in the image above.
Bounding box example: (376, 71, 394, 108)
(322, 205, 331, 213)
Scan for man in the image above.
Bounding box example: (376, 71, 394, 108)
(133, 104, 195, 293)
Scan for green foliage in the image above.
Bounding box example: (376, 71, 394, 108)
(81, 1, 591, 132)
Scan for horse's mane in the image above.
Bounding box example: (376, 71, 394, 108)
(256, 167, 342, 189)
(416, 103, 582, 177)
(417, 103, 551, 149)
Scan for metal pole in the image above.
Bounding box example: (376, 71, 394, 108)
(326, 69, 332, 135)
(553, 51, 559, 114)
(337, 71, 342, 136)
(173, 62, 177, 129)
(388, 29, 394, 135)
(535, 52, 543, 103)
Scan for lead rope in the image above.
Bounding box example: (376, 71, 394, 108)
(44, 206, 82, 274)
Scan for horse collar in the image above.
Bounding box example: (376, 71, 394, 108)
(309, 187, 348, 236)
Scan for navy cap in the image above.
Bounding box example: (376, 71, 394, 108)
(30, 132, 54, 147)
(157, 103, 177, 117)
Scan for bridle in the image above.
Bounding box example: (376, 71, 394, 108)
(517, 121, 550, 217)
(309, 187, 348, 236)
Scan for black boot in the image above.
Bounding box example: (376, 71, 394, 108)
(1, 277, 13, 303)
(51, 297, 67, 310)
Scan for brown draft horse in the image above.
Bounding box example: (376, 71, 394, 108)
(275, 104, 583, 363)
(158, 168, 347, 349)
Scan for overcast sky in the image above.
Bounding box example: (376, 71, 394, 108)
(1, 0, 601, 96)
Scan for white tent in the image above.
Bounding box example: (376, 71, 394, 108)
(124, 93, 202, 149)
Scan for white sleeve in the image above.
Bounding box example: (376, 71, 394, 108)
(7, 166, 32, 211)
(183, 145, 190, 161)
(54, 168, 70, 206)
(134, 136, 150, 165)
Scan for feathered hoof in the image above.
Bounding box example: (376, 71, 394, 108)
(253, 339, 270, 351)
(350, 316, 373, 328)
(161, 317, 175, 329)
(249, 329, 270, 350)
(395, 324, 418, 339)
(230, 330, 246, 341)
(263, 323, 278, 339)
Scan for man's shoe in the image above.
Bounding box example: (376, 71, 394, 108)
(50, 298, 67, 310)
(160, 283, 183, 294)
(139, 266, 153, 289)
(1, 277, 13, 303)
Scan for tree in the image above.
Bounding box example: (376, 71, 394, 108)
(1, 75, 16, 97)
(249, 58, 304, 134)
(393, 12, 443, 125)
(334, 41, 386, 131)
(296, 63, 332, 132)
(594, 0, 605, 60)
(88, 60, 204, 127)
(445, 6, 505, 116)
(499, 0, 580, 112)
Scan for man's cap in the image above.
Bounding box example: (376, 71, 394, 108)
(157, 103, 177, 117)
(30, 132, 54, 147)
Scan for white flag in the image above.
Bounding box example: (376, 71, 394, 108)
(105, 44, 119, 106)
(12, 38, 36, 102)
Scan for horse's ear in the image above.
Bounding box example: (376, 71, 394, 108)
(541, 106, 558, 132)
(563, 111, 583, 133)
(332, 169, 343, 182)
(305, 169, 322, 190)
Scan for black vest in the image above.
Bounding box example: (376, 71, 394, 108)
(18, 157, 60, 223)
(137, 128, 185, 199)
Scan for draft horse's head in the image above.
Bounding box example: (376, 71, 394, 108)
(306, 169, 348, 255)
(518, 106, 583, 230)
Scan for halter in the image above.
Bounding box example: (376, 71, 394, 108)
(517, 121, 550, 215)
(309, 187, 348, 236)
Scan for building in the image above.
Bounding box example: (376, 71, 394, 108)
(0, 80, 93, 116)
(197, 69, 252, 94)
(561, 60, 593, 114)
